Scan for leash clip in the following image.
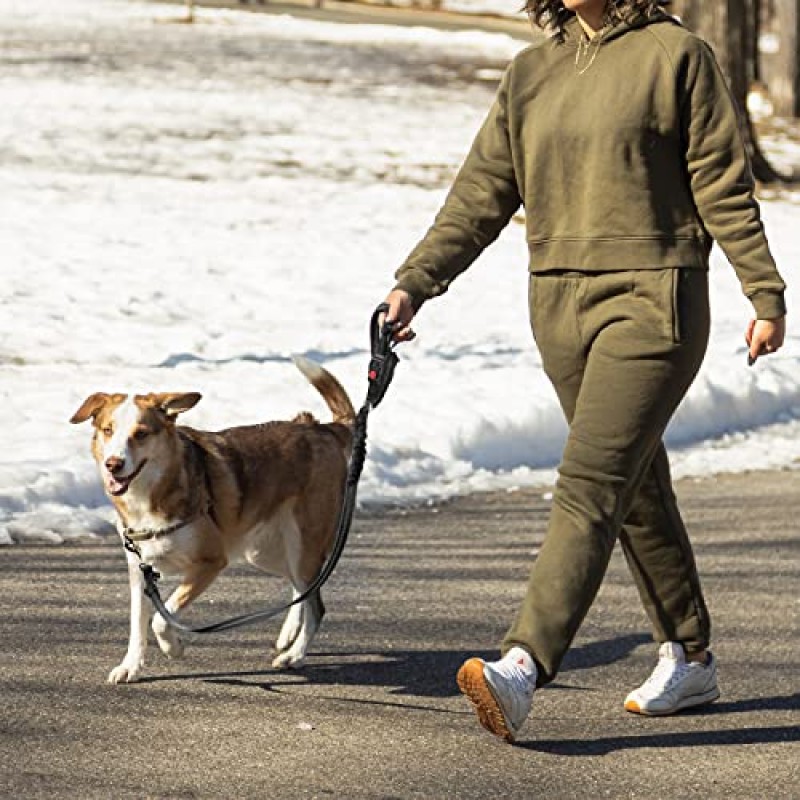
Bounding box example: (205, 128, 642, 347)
(366, 303, 399, 408)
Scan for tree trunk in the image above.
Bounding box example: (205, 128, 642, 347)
(771, 0, 800, 116)
(672, 0, 794, 183)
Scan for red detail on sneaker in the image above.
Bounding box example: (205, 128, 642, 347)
(368, 370, 377, 380)
(516, 658, 525, 666)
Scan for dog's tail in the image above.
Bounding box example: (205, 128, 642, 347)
(292, 356, 356, 426)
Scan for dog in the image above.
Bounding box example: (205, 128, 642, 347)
(70, 357, 355, 684)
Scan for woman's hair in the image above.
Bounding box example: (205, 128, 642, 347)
(525, 1, 670, 40)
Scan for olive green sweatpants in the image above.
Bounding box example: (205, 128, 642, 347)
(503, 268, 711, 686)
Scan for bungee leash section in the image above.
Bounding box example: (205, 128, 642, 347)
(123, 303, 399, 635)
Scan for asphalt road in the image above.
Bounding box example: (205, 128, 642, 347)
(1, 470, 798, 799)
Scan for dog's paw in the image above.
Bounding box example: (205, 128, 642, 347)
(154, 631, 185, 659)
(271, 650, 307, 670)
(107, 661, 142, 684)
(158, 637, 185, 659)
(152, 616, 185, 659)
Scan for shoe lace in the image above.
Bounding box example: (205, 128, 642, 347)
(506, 665, 536, 697)
(643, 659, 691, 692)
(489, 662, 535, 701)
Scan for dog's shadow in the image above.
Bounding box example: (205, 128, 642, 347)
(136, 632, 651, 701)
(138, 647, 494, 704)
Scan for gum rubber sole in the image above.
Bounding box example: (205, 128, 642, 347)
(456, 658, 514, 743)
(624, 686, 721, 716)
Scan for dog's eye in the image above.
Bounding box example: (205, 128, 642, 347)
(101, 426, 113, 437)
(132, 428, 150, 442)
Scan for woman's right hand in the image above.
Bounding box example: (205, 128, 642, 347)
(745, 316, 786, 364)
(381, 289, 418, 343)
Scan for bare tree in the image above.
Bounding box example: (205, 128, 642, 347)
(673, 0, 796, 182)
(769, 0, 800, 117)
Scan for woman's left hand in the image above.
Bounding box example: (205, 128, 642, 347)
(745, 317, 786, 364)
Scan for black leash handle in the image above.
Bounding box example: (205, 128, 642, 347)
(366, 302, 399, 409)
(130, 303, 400, 635)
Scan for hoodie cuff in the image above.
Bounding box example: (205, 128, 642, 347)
(391, 273, 435, 312)
(750, 290, 787, 320)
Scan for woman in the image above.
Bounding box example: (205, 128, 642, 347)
(381, 0, 787, 743)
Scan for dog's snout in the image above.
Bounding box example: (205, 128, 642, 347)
(105, 456, 125, 475)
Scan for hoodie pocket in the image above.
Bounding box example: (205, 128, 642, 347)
(632, 269, 684, 346)
(670, 268, 696, 345)
(670, 268, 682, 345)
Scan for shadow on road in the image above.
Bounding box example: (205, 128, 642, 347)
(136, 632, 652, 699)
(522, 723, 800, 755)
(134, 638, 798, 740)
(687, 692, 800, 715)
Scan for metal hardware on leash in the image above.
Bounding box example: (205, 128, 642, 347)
(126, 303, 400, 635)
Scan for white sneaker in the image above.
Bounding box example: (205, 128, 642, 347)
(456, 648, 536, 742)
(625, 641, 720, 716)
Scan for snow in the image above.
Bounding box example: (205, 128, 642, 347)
(1, 0, 799, 544)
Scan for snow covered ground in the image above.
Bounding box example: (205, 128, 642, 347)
(1, 0, 799, 544)
(382, 0, 522, 16)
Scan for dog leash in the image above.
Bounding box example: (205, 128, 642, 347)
(122, 303, 399, 635)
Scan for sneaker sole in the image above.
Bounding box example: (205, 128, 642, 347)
(456, 658, 514, 743)
(456, 658, 515, 743)
(624, 686, 720, 716)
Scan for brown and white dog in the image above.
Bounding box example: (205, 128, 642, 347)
(71, 357, 354, 684)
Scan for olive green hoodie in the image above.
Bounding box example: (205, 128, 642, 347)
(394, 13, 786, 319)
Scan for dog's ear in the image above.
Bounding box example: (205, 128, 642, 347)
(151, 392, 202, 420)
(70, 392, 122, 424)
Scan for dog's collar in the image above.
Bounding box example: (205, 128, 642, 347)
(122, 511, 204, 543)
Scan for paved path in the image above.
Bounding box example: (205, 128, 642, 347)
(1, 471, 798, 798)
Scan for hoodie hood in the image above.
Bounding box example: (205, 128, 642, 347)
(563, 8, 677, 45)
